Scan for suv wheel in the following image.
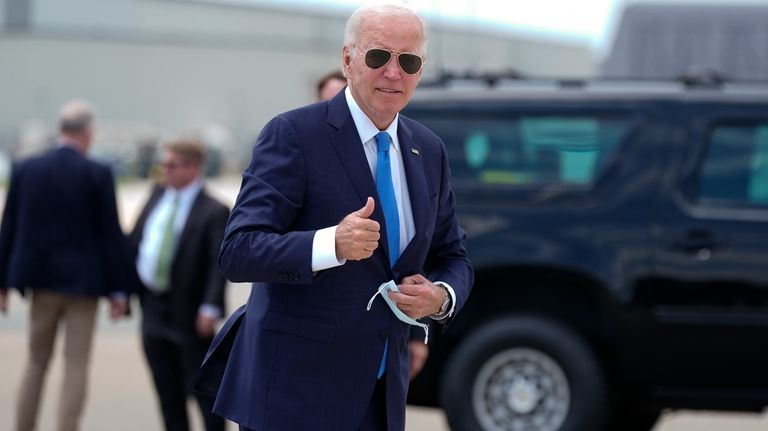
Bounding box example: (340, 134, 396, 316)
(441, 316, 606, 431)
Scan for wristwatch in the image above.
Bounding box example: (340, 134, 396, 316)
(435, 284, 452, 317)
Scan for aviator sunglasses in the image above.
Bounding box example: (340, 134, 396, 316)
(358, 48, 424, 75)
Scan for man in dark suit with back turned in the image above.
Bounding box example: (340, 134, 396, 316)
(191, 2, 474, 430)
(0, 99, 130, 431)
(129, 138, 229, 431)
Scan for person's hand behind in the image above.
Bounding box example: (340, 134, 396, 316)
(335, 197, 380, 261)
(196, 313, 217, 338)
(0, 290, 8, 315)
(408, 340, 429, 380)
(109, 298, 129, 321)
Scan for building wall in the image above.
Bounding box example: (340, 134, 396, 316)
(602, 3, 768, 80)
(0, 0, 593, 173)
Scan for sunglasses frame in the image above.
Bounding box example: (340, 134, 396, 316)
(356, 47, 425, 75)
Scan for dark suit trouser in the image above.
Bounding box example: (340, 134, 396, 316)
(358, 376, 388, 431)
(143, 333, 224, 431)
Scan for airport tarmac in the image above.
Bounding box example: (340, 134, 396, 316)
(1, 176, 767, 430)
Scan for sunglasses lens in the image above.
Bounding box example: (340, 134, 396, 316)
(398, 53, 422, 74)
(365, 49, 392, 69)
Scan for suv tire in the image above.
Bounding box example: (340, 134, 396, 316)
(440, 315, 606, 431)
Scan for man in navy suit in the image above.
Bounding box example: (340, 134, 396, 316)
(0, 99, 130, 431)
(129, 138, 229, 431)
(193, 2, 473, 430)
(314, 69, 431, 382)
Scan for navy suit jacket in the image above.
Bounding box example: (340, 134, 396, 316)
(192, 90, 473, 430)
(0, 146, 129, 297)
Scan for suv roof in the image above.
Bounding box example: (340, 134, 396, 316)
(413, 70, 768, 103)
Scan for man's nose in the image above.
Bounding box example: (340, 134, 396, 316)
(383, 57, 401, 79)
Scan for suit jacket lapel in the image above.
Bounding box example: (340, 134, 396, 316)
(326, 92, 390, 259)
(396, 119, 429, 265)
(175, 188, 205, 258)
(131, 186, 164, 246)
(327, 92, 378, 207)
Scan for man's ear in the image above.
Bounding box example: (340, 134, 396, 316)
(342, 46, 352, 70)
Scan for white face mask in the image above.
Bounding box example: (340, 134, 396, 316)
(366, 280, 429, 344)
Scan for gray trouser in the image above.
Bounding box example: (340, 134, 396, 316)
(16, 290, 98, 431)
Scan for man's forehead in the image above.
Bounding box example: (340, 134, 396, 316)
(358, 23, 423, 52)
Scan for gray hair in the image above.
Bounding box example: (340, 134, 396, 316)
(59, 99, 94, 134)
(344, 1, 428, 57)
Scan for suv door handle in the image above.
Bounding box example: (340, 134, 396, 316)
(668, 229, 725, 255)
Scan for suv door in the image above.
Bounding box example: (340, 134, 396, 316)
(650, 102, 768, 407)
(405, 99, 657, 298)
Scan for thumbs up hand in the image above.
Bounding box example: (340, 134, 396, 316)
(335, 197, 380, 261)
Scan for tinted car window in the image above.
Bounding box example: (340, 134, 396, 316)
(418, 115, 631, 187)
(698, 123, 768, 207)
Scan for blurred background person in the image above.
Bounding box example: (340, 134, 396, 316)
(315, 69, 347, 101)
(128, 138, 230, 431)
(0, 99, 131, 431)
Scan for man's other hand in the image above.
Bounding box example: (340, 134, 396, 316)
(388, 274, 445, 319)
(0, 290, 8, 315)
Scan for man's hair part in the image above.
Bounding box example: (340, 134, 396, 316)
(166, 138, 206, 166)
(343, 1, 428, 56)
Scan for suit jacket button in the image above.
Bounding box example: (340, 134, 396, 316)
(379, 330, 389, 341)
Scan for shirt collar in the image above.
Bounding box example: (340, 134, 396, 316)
(56, 140, 84, 154)
(164, 178, 203, 205)
(344, 86, 400, 152)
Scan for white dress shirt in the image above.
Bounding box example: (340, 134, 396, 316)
(136, 179, 221, 317)
(310, 88, 456, 321)
(311, 87, 415, 271)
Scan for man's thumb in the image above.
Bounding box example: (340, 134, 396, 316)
(356, 197, 375, 218)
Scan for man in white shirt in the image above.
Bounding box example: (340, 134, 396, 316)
(129, 138, 230, 431)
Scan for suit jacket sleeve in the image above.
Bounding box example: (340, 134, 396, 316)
(218, 115, 315, 284)
(202, 199, 230, 307)
(425, 138, 474, 324)
(95, 166, 133, 295)
(0, 164, 21, 291)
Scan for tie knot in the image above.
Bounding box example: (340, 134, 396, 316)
(374, 132, 390, 153)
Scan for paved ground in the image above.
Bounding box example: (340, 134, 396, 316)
(1, 176, 768, 430)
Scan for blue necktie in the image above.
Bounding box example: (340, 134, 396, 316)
(375, 131, 400, 267)
(374, 131, 400, 379)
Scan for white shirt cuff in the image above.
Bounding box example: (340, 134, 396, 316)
(430, 281, 456, 322)
(110, 292, 128, 302)
(312, 225, 346, 272)
(199, 304, 222, 318)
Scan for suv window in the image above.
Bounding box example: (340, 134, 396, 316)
(698, 123, 768, 207)
(417, 114, 631, 187)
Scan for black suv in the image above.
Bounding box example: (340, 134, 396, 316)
(403, 74, 768, 431)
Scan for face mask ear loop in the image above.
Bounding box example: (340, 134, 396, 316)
(367, 283, 389, 311)
(418, 322, 429, 344)
(366, 281, 429, 344)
